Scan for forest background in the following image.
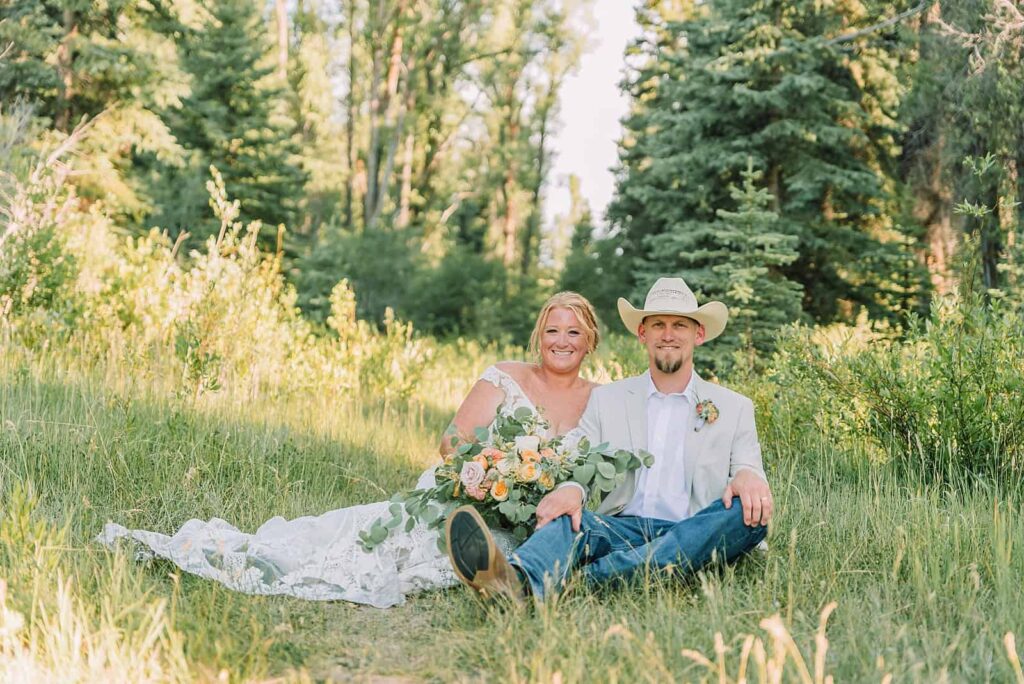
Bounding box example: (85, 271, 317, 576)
(2, 0, 1024, 681)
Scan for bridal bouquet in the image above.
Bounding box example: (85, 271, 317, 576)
(358, 407, 653, 551)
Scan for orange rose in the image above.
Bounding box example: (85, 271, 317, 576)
(521, 449, 541, 463)
(516, 462, 540, 483)
(491, 479, 510, 501)
(538, 472, 555, 489)
(473, 454, 489, 470)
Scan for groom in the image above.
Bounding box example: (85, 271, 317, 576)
(446, 277, 772, 601)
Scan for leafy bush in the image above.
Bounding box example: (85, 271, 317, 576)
(1, 152, 434, 404)
(771, 296, 1024, 485)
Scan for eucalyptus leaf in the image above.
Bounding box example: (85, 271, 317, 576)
(474, 426, 490, 442)
(596, 462, 616, 479)
(513, 406, 533, 420)
(573, 463, 595, 485)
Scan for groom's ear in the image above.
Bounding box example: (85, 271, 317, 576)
(695, 323, 707, 346)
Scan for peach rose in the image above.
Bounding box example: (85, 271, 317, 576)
(516, 462, 541, 483)
(481, 447, 505, 465)
(491, 479, 510, 501)
(540, 448, 556, 461)
(538, 472, 555, 489)
(521, 449, 541, 464)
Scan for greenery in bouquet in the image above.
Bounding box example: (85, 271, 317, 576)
(358, 407, 653, 551)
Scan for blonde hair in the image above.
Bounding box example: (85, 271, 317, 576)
(528, 291, 601, 357)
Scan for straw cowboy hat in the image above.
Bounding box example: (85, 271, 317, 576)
(618, 277, 729, 342)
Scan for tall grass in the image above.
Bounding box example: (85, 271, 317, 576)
(2, 345, 1024, 681)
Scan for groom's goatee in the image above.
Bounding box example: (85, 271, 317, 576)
(655, 358, 683, 374)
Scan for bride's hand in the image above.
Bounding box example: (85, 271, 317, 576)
(535, 487, 584, 532)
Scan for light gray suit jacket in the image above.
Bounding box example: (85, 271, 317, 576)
(580, 372, 767, 518)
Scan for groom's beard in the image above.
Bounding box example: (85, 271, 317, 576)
(654, 357, 683, 374)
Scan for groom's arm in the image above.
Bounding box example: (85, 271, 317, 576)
(721, 396, 772, 526)
(728, 397, 766, 482)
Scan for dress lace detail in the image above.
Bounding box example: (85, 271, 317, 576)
(97, 365, 534, 608)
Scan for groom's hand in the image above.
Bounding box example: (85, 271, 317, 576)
(535, 487, 584, 532)
(722, 469, 773, 527)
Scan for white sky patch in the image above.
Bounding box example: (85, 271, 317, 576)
(545, 2, 639, 233)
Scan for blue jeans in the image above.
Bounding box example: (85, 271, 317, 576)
(510, 497, 767, 600)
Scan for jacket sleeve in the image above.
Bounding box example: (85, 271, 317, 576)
(728, 396, 767, 482)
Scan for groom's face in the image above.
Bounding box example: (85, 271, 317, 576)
(638, 315, 705, 374)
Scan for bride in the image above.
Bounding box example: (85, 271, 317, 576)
(99, 292, 601, 608)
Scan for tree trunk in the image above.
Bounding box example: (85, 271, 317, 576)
(344, 0, 358, 229)
(366, 0, 408, 230)
(363, 3, 385, 228)
(520, 85, 555, 274)
(396, 131, 414, 228)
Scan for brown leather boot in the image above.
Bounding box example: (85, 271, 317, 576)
(445, 506, 524, 605)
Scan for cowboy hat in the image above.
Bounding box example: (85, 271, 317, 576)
(617, 277, 728, 341)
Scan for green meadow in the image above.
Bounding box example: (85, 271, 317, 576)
(2, 332, 1023, 681)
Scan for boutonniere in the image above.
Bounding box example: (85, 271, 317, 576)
(694, 398, 719, 432)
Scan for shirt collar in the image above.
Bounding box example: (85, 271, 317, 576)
(645, 370, 698, 401)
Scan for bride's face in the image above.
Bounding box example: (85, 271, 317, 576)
(539, 307, 588, 374)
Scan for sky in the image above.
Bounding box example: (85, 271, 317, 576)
(544, 2, 640, 232)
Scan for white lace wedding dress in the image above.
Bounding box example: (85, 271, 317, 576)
(98, 366, 561, 608)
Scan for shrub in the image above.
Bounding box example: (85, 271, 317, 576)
(1, 152, 434, 405)
(772, 296, 1024, 485)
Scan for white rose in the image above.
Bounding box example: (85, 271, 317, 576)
(495, 458, 513, 476)
(459, 461, 486, 488)
(514, 435, 541, 453)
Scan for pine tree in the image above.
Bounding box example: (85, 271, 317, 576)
(153, 0, 305, 247)
(0, 0, 188, 215)
(608, 0, 928, 325)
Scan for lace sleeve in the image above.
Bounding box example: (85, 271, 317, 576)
(479, 365, 507, 391)
(477, 365, 534, 418)
(478, 366, 515, 408)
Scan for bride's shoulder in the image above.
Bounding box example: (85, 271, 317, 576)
(477, 361, 531, 390)
(492, 361, 533, 381)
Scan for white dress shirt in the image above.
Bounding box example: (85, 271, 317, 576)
(620, 371, 695, 522)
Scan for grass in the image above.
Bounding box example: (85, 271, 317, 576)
(2, 347, 1024, 682)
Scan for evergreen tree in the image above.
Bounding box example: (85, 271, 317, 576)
(152, 0, 305, 247)
(647, 161, 803, 372)
(608, 0, 929, 325)
(0, 0, 188, 215)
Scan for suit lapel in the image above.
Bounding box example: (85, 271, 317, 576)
(610, 375, 647, 511)
(684, 375, 711, 500)
(625, 375, 648, 452)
